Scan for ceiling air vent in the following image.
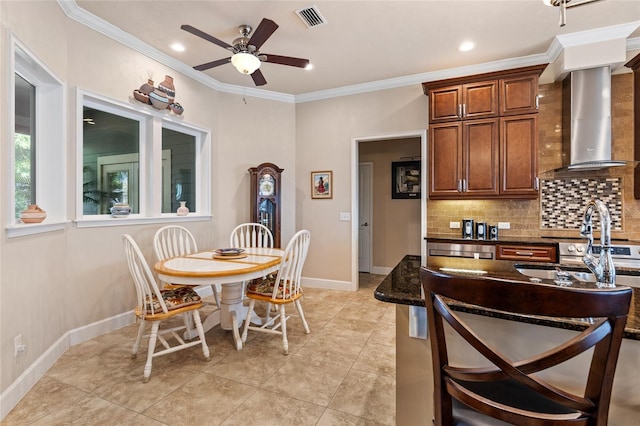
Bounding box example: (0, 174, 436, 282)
(295, 5, 327, 28)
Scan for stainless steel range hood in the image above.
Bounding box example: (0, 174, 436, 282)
(559, 66, 628, 171)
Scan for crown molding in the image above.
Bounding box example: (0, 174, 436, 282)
(57, 1, 640, 104)
(57, 0, 296, 103)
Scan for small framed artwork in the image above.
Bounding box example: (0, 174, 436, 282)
(392, 161, 421, 199)
(311, 171, 332, 199)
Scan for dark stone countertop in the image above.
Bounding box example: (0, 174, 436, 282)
(374, 255, 640, 340)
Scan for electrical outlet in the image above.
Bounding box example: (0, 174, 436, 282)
(498, 222, 511, 229)
(14, 335, 26, 356)
(449, 221, 461, 229)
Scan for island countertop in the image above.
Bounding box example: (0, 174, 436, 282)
(374, 255, 640, 340)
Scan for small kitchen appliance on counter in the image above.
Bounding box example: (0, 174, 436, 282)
(476, 222, 487, 240)
(462, 219, 474, 239)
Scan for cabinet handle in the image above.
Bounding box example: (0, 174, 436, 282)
(534, 177, 540, 190)
(515, 251, 535, 256)
(462, 179, 467, 192)
(462, 104, 466, 117)
(458, 104, 462, 118)
(457, 179, 463, 192)
(535, 95, 539, 110)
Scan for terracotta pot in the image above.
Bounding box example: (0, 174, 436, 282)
(149, 89, 170, 110)
(20, 204, 47, 224)
(139, 79, 154, 95)
(170, 102, 184, 115)
(133, 90, 150, 104)
(158, 75, 175, 103)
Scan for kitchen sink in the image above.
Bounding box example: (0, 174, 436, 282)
(514, 264, 640, 288)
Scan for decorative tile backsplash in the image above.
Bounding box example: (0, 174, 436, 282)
(540, 178, 622, 231)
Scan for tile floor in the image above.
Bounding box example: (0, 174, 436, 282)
(2, 273, 395, 425)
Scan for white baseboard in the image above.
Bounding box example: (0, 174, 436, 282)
(301, 277, 353, 292)
(0, 311, 135, 420)
(371, 266, 393, 275)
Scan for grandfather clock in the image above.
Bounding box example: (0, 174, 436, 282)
(249, 163, 283, 248)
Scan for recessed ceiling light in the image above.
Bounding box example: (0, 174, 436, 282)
(171, 43, 185, 52)
(459, 41, 475, 52)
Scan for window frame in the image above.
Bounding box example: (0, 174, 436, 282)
(6, 35, 67, 239)
(75, 89, 211, 228)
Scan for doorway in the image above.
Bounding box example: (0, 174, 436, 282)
(351, 130, 427, 291)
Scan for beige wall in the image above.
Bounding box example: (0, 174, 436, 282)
(295, 87, 428, 282)
(360, 138, 421, 269)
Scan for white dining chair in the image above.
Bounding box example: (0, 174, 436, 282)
(229, 223, 274, 249)
(123, 234, 210, 382)
(153, 225, 198, 262)
(241, 230, 311, 355)
(154, 225, 220, 308)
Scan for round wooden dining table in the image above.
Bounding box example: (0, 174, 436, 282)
(154, 247, 284, 350)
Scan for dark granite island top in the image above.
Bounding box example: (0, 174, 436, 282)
(374, 255, 640, 340)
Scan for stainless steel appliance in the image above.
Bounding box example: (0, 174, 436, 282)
(559, 241, 640, 269)
(428, 242, 495, 260)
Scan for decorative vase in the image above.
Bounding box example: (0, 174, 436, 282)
(170, 102, 184, 115)
(20, 204, 47, 223)
(177, 201, 189, 216)
(110, 203, 131, 218)
(158, 75, 176, 104)
(133, 89, 150, 104)
(139, 79, 155, 95)
(149, 89, 170, 110)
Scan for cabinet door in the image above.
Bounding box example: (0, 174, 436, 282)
(500, 75, 539, 115)
(500, 115, 538, 197)
(462, 81, 499, 120)
(429, 122, 462, 198)
(464, 118, 499, 196)
(429, 85, 462, 122)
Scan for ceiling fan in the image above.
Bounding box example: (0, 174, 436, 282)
(181, 18, 310, 86)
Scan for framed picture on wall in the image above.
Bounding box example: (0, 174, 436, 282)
(392, 161, 420, 199)
(311, 171, 332, 199)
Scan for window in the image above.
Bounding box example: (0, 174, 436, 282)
(14, 74, 36, 218)
(8, 37, 65, 238)
(78, 91, 210, 225)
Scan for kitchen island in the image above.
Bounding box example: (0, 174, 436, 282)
(375, 255, 640, 425)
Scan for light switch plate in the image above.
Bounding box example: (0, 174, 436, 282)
(498, 222, 511, 229)
(449, 221, 461, 229)
(339, 212, 351, 221)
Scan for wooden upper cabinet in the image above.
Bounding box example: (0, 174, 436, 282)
(463, 81, 499, 120)
(429, 86, 462, 122)
(428, 81, 498, 122)
(500, 114, 539, 197)
(424, 64, 547, 200)
(500, 74, 540, 116)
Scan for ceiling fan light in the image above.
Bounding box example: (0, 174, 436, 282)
(231, 52, 261, 74)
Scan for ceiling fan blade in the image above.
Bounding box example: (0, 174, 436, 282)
(248, 18, 279, 50)
(181, 24, 233, 50)
(251, 69, 267, 86)
(262, 54, 310, 68)
(193, 57, 231, 71)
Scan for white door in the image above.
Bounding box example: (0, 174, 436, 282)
(358, 162, 373, 272)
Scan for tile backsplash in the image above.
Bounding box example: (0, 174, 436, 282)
(540, 178, 622, 231)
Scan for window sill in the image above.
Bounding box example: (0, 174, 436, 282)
(6, 220, 69, 238)
(74, 214, 212, 228)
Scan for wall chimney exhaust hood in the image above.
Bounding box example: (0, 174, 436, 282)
(541, 22, 640, 175)
(560, 66, 626, 171)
